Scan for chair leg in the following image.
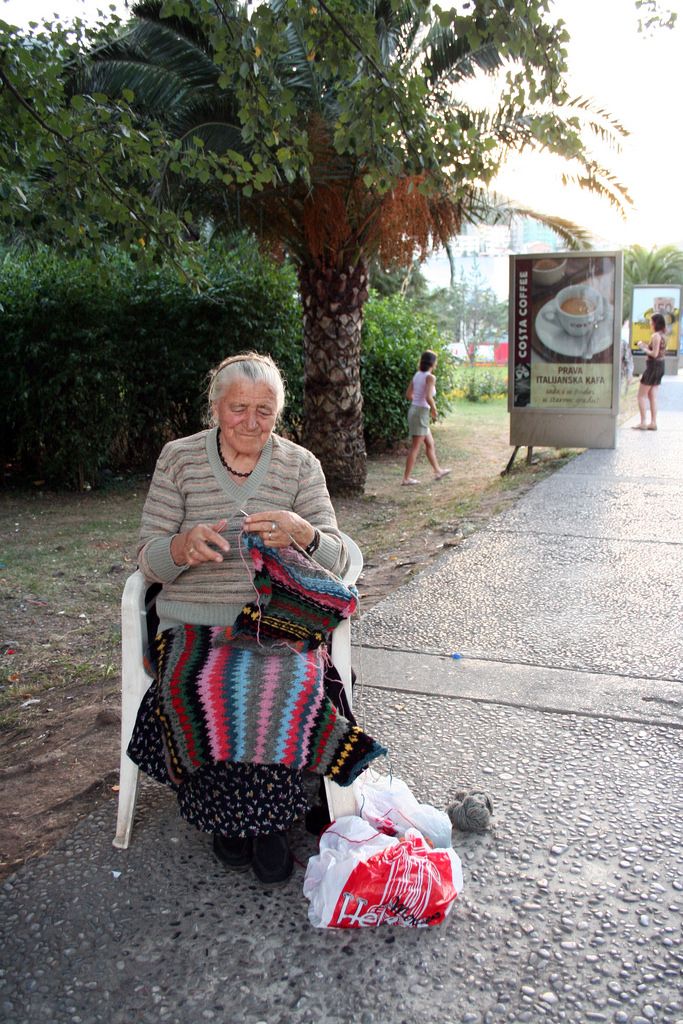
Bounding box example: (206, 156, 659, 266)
(113, 751, 140, 850)
(323, 776, 357, 820)
(325, 618, 361, 820)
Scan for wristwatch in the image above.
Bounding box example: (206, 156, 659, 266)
(305, 528, 321, 555)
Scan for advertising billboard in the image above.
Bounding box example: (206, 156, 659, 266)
(508, 251, 622, 450)
(510, 253, 619, 410)
(630, 285, 681, 356)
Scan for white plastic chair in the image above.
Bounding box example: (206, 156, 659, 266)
(113, 532, 363, 849)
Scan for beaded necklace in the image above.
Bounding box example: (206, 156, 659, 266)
(216, 428, 253, 478)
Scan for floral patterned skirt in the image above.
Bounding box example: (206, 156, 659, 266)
(127, 681, 308, 838)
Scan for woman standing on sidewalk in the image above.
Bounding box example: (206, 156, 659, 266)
(634, 313, 667, 431)
(402, 350, 451, 485)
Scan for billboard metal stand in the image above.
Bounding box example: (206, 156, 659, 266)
(501, 445, 538, 476)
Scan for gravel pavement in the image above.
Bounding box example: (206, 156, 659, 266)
(2, 377, 682, 1024)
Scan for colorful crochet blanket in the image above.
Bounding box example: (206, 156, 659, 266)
(154, 624, 386, 787)
(232, 534, 359, 648)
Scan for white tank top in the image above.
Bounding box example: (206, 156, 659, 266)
(411, 370, 431, 408)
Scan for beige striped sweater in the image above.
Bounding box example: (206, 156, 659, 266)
(138, 428, 348, 627)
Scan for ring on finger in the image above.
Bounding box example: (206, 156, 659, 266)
(270, 522, 276, 532)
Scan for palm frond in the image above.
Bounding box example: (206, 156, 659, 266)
(176, 119, 244, 154)
(564, 95, 630, 138)
(365, 0, 427, 69)
(73, 13, 221, 113)
(131, 0, 241, 50)
(394, 0, 427, 54)
(421, 24, 504, 85)
(559, 162, 631, 212)
(74, 59, 196, 112)
(277, 21, 324, 97)
(102, 18, 219, 87)
(623, 243, 683, 288)
(509, 209, 594, 250)
(454, 186, 595, 250)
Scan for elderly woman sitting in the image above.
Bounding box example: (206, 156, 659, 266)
(128, 352, 384, 884)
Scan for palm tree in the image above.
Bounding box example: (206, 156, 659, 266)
(624, 243, 683, 302)
(75, 0, 630, 494)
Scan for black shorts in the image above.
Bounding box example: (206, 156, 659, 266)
(641, 359, 665, 387)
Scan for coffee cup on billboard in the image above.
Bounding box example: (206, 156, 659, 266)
(532, 257, 567, 287)
(542, 284, 605, 337)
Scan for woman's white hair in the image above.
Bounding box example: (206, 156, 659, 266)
(207, 351, 286, 422)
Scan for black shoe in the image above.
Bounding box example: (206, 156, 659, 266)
(213, 833, 253, 871)
(305, 802, 331, 836)
(252, 832, 294, 885)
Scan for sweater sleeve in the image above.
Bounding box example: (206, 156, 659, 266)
(292, 450, 349, 578)
(137, 449, 189, 583)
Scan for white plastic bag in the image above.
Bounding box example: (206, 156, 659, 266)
(356, 771, 453, 850)
(303, 815, 463, 929)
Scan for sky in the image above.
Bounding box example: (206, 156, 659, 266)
(493, 0, 683, 250)
(3, 0, 683, 249)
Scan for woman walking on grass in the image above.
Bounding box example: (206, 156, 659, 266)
(402, 349, 451, 486)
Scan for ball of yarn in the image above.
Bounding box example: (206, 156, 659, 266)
(447, 789, 494, 832)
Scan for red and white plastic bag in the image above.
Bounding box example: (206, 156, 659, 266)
(303, 816, 463, 929)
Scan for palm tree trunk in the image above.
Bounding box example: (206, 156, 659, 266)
(298, 260, 368, 496)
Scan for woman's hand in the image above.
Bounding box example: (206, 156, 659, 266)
(171, 519, 231, 566)
(243, 511, 316, 550)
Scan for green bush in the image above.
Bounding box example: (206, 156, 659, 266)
(361, 292, 456, 449)
(116, 239, 303, 470)
(0, 240, 302, 487)
(1, 251, 129, 488)
(450, 366, 508, 402)
(0, 249, 453, 486)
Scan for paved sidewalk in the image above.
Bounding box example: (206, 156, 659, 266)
(2, 378, 683, 1024)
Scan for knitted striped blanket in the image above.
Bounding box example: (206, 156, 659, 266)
(154, 624, 386, 786)
(233, 534, 359, 648)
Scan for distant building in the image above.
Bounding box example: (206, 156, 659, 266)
(509, 217, 561, 253)
(422, 217, 563, 298)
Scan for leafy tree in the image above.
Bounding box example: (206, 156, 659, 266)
(409, 264, 507, 364)
(1, 0, 630, 493)
(623, 243, 683, 316)
(636, 0, 677, 33)
(367, 259, 430, 301)
(0, 12, 192, 260)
